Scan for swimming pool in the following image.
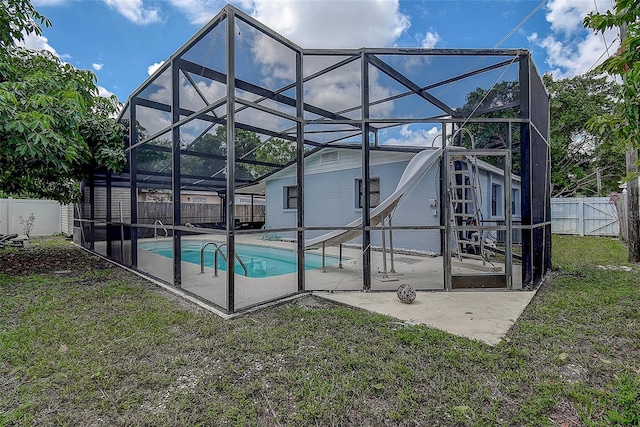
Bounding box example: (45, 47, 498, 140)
(139, 241, 342, 278)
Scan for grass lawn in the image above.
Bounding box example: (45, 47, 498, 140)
(1, 235, 639, 426)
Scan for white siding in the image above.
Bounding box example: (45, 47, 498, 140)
(82, 186, 132, 222)
(266, 151, 442, 253)
(61, 204, 74, 236)
(264, 149, 521, 253)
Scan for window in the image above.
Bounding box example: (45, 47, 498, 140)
(320, 151, 339, 164)
(356, 177, 380, 208)
(512, 189, 520, 216)
(491, 184, 502, 216)
(284, 185, 297, 209)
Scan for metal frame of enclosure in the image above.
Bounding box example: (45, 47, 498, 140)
(76, 4, 551, 314)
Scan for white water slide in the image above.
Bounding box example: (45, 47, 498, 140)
(305, 148, 443, 249)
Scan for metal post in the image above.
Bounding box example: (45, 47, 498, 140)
(544, 110, 553, 274)
(389, 217, 396, 273)
(443, 147, 452, 291)
(505, 123, 513, 290)
(119, 202, 124, 262)
(89, 175, 95, 251)
(296, 49, 305, 292)
(519, 52, 532, 287)
(321, 242, 326, 273)
(129, 111, 138, 267)
(226, 7, 237, 313)
(220, 193, 226, 225)
(338, 244, 343, 269)
(106, 170, 112, 258)
(171, 59, 182, 288)
(75, 201, 86, 248)
(381, 215, 388, 279)
(361, 51, 371, 291)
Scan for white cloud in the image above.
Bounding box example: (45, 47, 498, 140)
(18, 33, 115, 101)
(301, 62, 394, 119)
(215, 0, 410, 117)
(147, 61, 165, 76)
(528, 0, 619, 78)
(103, 0, 162, 25)
(169, 0, 410, 46)
(97, 85, 114, 97)
(422, 31, 440, 49)
(167, 0, 222, 26)
(401, 30, 440, 69)
(248, 0, 409, 49)
(92, 63, 104, 71)
(164, 1, 445, 134)
(544, 0, 597, 36)
(17, 32, 61, 57)
(136, 66, 228, 140)
(529, 30, 615, 78)
(384, 125, 442, 147)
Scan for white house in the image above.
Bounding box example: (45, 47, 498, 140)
(264, 148, 521, 254)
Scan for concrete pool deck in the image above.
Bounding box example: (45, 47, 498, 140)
(126, 235, 534, 345)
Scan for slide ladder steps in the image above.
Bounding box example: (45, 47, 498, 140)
(448, 155, 485, 262)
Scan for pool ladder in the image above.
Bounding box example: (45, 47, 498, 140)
(200, 242, 248, 277)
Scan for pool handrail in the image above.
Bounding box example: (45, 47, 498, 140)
(215, 244, 248, 277)
(154, 220, 168, 239)
(200, 241, 248, 277)
(200, 242, 220, 274)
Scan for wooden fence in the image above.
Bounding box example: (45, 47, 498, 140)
(137, 202, 265, 225)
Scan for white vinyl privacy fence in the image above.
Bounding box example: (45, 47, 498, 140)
(551, 197, 620, 237)
(0, 198, 63, 236)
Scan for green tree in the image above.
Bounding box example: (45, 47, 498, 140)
(584, 0, 639, 156)
(454, 81, 521, 173)
(180, 129, 226, 179)
(584, 0, 640, 262)
(0, 1, 125, 203)
(180, 126, 295, 180)
(455, 80, 520, 148)
(544, 72, 624, 197)
(253, 137, 296, 176)
(0, 0, 50, 47)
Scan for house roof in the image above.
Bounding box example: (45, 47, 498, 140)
(238, 146, 520, 195)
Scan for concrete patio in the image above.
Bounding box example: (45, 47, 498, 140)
(315, 289, 537, 346)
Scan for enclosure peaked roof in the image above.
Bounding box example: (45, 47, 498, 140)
(119, 2, 532, 195)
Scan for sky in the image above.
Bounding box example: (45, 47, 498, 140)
(24, 0, 620, 104)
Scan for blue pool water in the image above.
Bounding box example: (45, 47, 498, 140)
(140, 241, 341, 278)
